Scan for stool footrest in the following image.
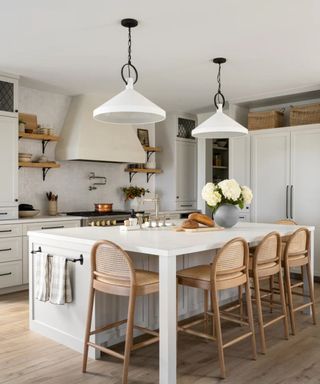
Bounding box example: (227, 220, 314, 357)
(89, 319, 127, 336)
(131, 336, 159, 351)
(87, 341, 124, 360)
(178, 326, 216, 341)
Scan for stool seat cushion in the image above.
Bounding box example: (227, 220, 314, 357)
(177, 265, 243, 282)
(96, 270, 159, 287)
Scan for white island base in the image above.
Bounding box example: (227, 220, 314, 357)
(28, 222, 314, 384)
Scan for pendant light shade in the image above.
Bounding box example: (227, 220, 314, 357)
(192, 58, 248, 139)
(93, 78, 166, 124)
(192, 104, 248, 138)
(93, 18, 166, 125)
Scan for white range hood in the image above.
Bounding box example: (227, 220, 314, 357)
(56, 94, 146, 163)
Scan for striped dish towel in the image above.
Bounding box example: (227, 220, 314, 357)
(34, 252, 50, 302)
(49, 256, 73, 305)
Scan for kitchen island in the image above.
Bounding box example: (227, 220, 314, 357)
(28, 222, 314, 384)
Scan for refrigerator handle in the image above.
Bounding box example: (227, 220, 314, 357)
(286, 185, 289, 219)
(290, 185, 294, 219)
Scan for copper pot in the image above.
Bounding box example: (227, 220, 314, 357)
(94, 203, 113, 212)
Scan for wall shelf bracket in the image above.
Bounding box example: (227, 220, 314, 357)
(42, 167, 50, 181)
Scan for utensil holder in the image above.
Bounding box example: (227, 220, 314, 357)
(48, 200, 58, 216)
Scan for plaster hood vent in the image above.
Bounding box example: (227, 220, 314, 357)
(55, 94, 146, 163)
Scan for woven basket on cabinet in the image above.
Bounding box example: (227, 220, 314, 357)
(248, 110, 284, 130)
(290, 103, 320, 126)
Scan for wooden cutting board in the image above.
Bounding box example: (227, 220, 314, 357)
(19, 113, 38, 131)
(175, 226, 224, 232)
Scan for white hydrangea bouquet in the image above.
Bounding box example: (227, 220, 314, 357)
(201, 179, 253, 213)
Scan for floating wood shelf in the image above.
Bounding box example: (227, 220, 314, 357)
(212, 165, 228, 169)
(212, 145, 228, 151)
(143, 146, 162, 161)
(125, 168, 162, 183)
(18, 162, 60, 181)
(19, 132, 60, 153)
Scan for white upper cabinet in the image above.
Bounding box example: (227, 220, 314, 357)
(0, 75, 18, 118)
(0, 115, 18, 208)
(251, 129, 291, 223)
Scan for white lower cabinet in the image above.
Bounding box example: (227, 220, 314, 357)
(0, 218, 81, 293)
(0, 261, 22, 289)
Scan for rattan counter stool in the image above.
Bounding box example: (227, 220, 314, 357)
(282, 228, 316, 335)
(177, 237, 257, 379)
(82, 240, 159, 384)
(249, 232, 289, 354)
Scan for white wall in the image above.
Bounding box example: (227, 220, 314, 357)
(18, 87, 155, 214)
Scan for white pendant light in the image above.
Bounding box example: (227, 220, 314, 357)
(93, 18, 166, 125)
(192, 58, 248, 138)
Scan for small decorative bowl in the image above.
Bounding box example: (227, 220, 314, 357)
(19, 210, 40, 218)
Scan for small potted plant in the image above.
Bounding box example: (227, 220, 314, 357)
(122, 186, 150, 211)
(201, 179, 253, 228)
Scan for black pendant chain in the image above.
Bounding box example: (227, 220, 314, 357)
(213, 57, 226, 108)
(121, 19, 139, 85)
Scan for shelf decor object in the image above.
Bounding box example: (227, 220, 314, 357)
(192, 58, 248, 138)
(93, 18, 166, 125)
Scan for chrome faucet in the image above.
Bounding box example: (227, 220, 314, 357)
(143, 194, 160, 226)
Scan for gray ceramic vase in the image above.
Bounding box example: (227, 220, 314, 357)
(214, 204, 239, 228)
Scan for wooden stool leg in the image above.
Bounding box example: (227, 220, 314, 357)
(253, 273, 266, 354)
(204, 290, 209, 333)
(82, 286, 95, 373)
(301, 266, 304, 287)
(269, 275, 274, 313)
(238, 285, 243, 326)
(245, 279, 257, 360)
(212, 288, 226, 379)
(122, 291, 136, 384)
(210, 290, 216, 338)
(278, 270, 289, 340)
(284, 264, 296, 335)
(306, 261, 317, 325)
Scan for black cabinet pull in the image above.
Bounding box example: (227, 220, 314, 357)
(41, 226, 64, 230)
(0, 272, 12, 277)
(0, 212, 8, 215)
(0, 248, 12, 252)
(0, 230, 12, 233)
(180, 204, 193, 207)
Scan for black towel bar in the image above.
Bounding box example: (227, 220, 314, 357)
(31, 246, 83, 265)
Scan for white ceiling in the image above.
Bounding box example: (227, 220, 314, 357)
(2, 0, 320, 113)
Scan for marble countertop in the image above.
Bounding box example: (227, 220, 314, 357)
(28, 221, 314, 257)
(0, 215, 83, 225)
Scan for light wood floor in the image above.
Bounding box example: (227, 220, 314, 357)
(0, 284, 319, 384)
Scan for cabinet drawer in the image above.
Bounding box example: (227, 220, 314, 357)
(0, 261, 22, 289)
(23, 220, 81, 235)
(0, 224, 22, 238)
(0, 207, 18, 220)
(0, 237, 22, 262)
(175, 201, 197, 210)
